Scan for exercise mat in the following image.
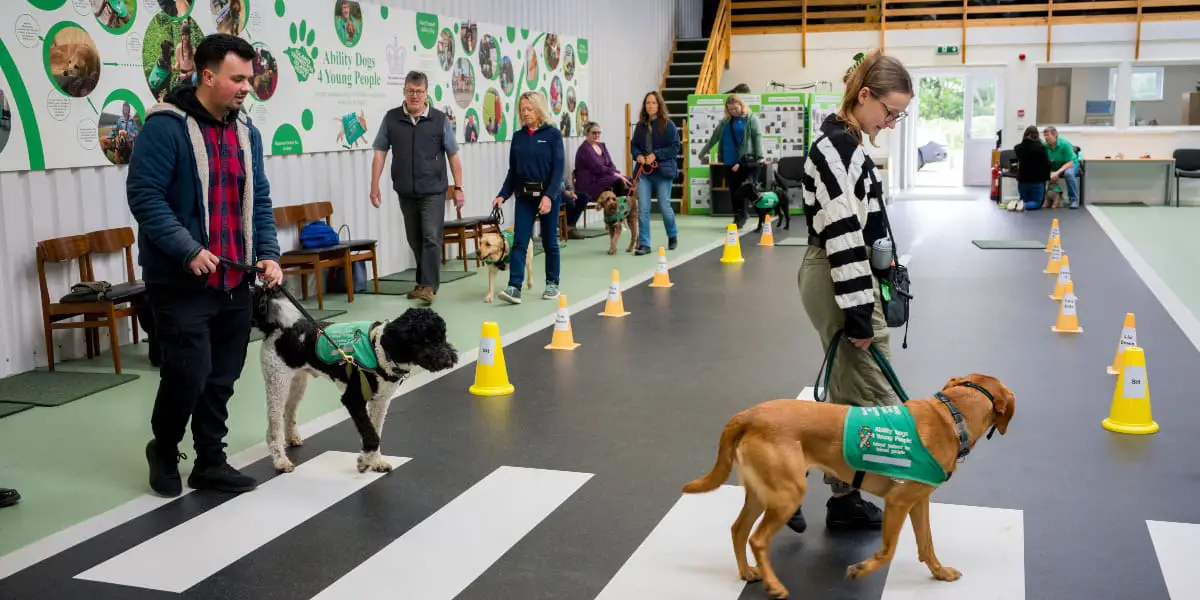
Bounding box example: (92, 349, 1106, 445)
(0, 370, 141, 407)
(971, 239, 1046, 250)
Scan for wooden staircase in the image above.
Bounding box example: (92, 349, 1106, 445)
(655, 38, 709, 214)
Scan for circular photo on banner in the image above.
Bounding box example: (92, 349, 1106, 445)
(563, 44, 576, 81)
(211, 0, 247, 35)
(250, 42, 279, 101)
(452, 57, 475, 109)
(436, 28, 454, 71)
(334, 0, 363, 47)
(142, 14, 204, 102)
(566, 86, 576, 114)
(94, 0, 137, 34)
(458, 20, 477, 55)
(543, 34, 560, 71)
(479, 33, 500, 80)
(45, 24, 101, 98)
(0, 90, 12, 156)
(499, 56, 513, 96)
(98, 98, 143, 165)
(524, 45, 539, 88)
(559, 112, 571, 137)
(577, 101, 589, 128)
(463, 108, 479, 143)
(549, 75, 563, 114)
(482, 87, 503, 137)
(156, 0, 195, 20)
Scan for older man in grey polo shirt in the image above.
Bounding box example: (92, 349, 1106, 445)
(370, 70, 465, 304)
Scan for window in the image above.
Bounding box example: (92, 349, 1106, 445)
(1108, 67, 1164, 102)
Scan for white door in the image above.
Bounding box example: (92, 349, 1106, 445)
(962, 70, 1003, 187)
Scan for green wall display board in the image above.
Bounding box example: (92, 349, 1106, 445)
(807, 94, 841, 148)
(0, 0, 590, 172)
(686, 92, 808, 215)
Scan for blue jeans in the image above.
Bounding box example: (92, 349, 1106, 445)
(637, 171, 678, 249)
(508, 194, 560, 288)
(1058, 164, 1080, 207)
(1018, 182, 1045, 210)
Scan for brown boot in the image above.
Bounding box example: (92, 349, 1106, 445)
(405, 285, 421, 299)
(412, 285, 435, 305)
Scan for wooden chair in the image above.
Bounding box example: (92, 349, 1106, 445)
(273, 202, 362, 310)
(441, 186, 503, 272)
(36, 231, 144, 374)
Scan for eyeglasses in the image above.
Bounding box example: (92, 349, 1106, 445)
(589, 130, 602, 135)
(404, 88, 427, 96)
(871, 91, 907, 123)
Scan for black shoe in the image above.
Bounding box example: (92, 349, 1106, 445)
(187, 462, 258, 493)
(668, 237, 678, 251)
(0, 487, 20, 508)
(786, 506, 807, 533)
(145, 439, 185, 498)
(825, 490, 883, 531)
(634, 246, 651, 256)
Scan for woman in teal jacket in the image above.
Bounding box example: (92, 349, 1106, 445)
(697, 94, 763, 229)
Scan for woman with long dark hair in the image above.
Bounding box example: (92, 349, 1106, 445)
(629, 91, 681, 254)
(1014, 125, 1051, 210)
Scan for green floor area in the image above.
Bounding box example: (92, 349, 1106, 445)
(0, 215, 735, 557)
(1094, 206, 1200, 320)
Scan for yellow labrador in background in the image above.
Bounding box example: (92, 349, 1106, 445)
(477, 229, 532, 303)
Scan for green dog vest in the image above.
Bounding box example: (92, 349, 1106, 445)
(315, 321, 379, 371)
(842, 405, 947, 486)
(755, 191, 779, 210)
(485, 229, 515, 269)
(604, 196, 630, 226)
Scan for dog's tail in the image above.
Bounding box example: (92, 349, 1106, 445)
(250, 284, 302, 336)
(682, 412, 748, 494)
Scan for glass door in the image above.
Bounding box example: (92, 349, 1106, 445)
(963, 70, 1003, 187)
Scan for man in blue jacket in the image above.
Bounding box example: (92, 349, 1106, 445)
(126, 34, 283, 498)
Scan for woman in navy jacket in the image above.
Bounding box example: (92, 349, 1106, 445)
(492, 90, 565, 304)
(630, 91, 681, 255)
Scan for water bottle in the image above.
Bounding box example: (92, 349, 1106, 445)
(871, 238, 894, 271)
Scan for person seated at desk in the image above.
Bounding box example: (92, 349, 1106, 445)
(1014, 125, 1051, 210)
(1042, 125, 1080, 209)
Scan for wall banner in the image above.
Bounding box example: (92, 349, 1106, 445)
(0, 0, 590, 172)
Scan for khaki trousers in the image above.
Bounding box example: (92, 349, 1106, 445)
(797, 243, 902, 493)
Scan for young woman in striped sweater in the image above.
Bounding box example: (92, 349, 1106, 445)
(788, 50, 914, 535)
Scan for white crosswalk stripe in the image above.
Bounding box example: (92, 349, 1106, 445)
(1146, 520, 1200, 599)
(310, 465, 592, 600)
(74, 451, 407, 593)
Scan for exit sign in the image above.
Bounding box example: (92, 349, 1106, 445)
(937, 45, 960, 56)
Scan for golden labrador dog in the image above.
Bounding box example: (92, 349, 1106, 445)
(595, 190, 639, 255)
(682, 374, 1015, 599)
(477, 229, 533, 303)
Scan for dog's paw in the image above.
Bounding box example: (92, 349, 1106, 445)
(484, 294, 493, 303)
(931, 566, 961, 582)
(738, 565, 761, 582)
(273, 457, 295, 473)
(357, 452, 393, 473)
(607, 248, 616, 255)
(764, 581, 789, 599)
(525, 280, 533, 289)
(285, 428, 304, 447)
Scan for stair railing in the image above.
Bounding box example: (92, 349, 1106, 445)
(695, 0, 732, 94)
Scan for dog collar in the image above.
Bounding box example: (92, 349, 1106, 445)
(934, 381, 998, 462)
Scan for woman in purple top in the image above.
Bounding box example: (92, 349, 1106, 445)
(567, 121, 630, 238)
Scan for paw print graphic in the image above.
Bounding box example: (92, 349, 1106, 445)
(283, 20, 319, 83)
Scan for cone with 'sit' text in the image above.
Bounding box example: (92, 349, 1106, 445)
(468, 321, 515, 397)
(545, 294, 581, 351)
(1102, 345, 1159, 435)
(1051, 281, 1083, 333)
(1107, 313, 1138, 375)
(648, 247, 674, 288)
(598, 269, 630, 317)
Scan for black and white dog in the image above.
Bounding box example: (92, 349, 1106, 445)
(250, 284, 458, 474)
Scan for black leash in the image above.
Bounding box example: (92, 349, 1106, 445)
(813, 328, 909, 403)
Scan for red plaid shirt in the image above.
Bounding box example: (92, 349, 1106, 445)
(198, 120, 246, 290)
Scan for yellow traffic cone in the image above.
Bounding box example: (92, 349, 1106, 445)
(1043, 240, 1064, 274)
(468, 321, 515, 396)
(720, 223, 745, 264)
(1107, 313, 1138, 375)
(1044, 218, 1060, 252)
(648, 247, 674, 288)
(758, 215, 775, 247)
(598, 269, 630, 317)
(1051, 280, 1083, 333)
(1102, 345, 1158, 435)
(1049, 256, 1072, 300)
(545, 294, 581, 350)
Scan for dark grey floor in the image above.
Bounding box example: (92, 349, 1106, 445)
(2, 200, 1199, 600)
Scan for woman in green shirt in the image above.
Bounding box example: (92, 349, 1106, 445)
(697, 94, 764, 229)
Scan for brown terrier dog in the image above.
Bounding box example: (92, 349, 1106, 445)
(477, 229, 532, 303)
(682, 374, 1015, 599)
(596, 190, 639, 255)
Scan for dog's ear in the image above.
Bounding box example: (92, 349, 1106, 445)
(991, 383, 1015, 435)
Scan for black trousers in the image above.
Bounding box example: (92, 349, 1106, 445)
(721, 164, 758, 222)
(148, 280, 252, 467)
(398, 193, 446, 292)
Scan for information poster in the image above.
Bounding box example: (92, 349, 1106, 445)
(686, 92, 807, 215)
(0, 0, 591, 172)
(807, 94, 841, 148)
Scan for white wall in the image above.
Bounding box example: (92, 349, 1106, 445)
(0, 0, 680, 378)
(724, 21, 1200, 165)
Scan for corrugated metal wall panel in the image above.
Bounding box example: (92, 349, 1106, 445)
(677, 0, 704, 39)
(0, 0, 677, 377)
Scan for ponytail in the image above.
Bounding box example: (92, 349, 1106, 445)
(836, 49, 912, 148)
